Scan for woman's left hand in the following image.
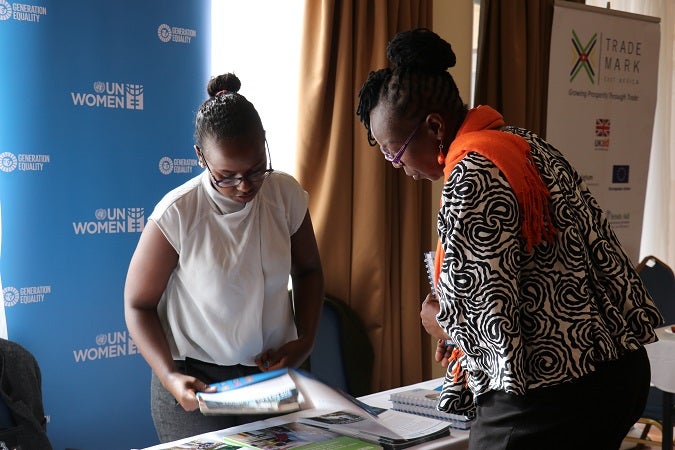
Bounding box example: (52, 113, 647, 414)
(255, 337, 312, 372)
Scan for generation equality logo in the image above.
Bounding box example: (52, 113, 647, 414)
(0, 0, 47, 22)
(158, 156, 198, 175)
(157, 23, 196, 44)
(0, 151, 50, 172)
(2, 285, 51, 307)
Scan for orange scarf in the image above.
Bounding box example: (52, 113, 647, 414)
(434, 105, 556, 294)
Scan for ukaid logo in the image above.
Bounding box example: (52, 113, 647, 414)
(606, 208, 631, 229)
(594, 118, 610, 151)
(73, 330, 139, 362)
(157, 23, 196, 44)
(2, 285, 51, 307)
(158, 156, 199, 175)
(72, 207, 145, 235)
(0, 1, 47, 22)
(0, 151, 50, 172)
(71, 81, 144, 110)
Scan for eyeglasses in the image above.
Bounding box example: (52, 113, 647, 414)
(381, 120, 423, 167)
(200, 141, 274, 188)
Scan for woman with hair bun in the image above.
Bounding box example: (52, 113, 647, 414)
(357, 28, 661, 449)
(125, 73, 324, 442)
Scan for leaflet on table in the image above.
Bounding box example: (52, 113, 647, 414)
(220, 421, 382, 449)
(297, 409, 450, 449)
(196, 368, 381, 416)
(158, 436, 246, 449)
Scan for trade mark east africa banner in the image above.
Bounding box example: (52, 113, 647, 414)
(0, 1, 210, 449)
(546, 1, 660, 264)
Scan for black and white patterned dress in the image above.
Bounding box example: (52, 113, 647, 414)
(435, 127, 663, 417)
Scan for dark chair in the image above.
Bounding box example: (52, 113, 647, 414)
(0, 338, 53, 450)
(305, 294, 374, 398)
(624, 256, 675, 448)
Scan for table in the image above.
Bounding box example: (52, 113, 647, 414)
(136, 378, 470, 450)
(645, 326, 675, 450)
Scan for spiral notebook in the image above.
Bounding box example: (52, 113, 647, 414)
(423, 251, 437, 298)
(389, 388, 472, 430)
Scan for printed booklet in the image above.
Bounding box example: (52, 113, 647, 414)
(197, 369, 303, 415)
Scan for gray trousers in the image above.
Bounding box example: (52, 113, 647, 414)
(151, 358, 272, 443)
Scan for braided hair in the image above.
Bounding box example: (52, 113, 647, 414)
(194, 73, 264, 147)
(356, 28, 467, 146)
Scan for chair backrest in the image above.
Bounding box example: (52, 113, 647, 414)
(0, 338, 52, 449)
(307, 295, 374, 397)
(637, 255, 675, 325)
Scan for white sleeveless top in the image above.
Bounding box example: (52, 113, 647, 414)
(149, 170, 308, 366)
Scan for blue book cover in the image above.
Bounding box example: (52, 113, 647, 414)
(209, 368, 290, 392)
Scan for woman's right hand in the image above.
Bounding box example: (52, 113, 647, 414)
(435, 339, 454, 368)
(163, 372, 216, 412)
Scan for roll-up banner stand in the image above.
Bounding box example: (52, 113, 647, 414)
(0, 2, 211, 448)
(546, 1, 660, 264)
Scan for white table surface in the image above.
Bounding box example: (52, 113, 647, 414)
(136, 377, 470, 450)
(645, 325, 675, 393)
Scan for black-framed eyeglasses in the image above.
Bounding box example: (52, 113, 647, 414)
(380, 120, 423, 167)
(200, 140, 274, 188)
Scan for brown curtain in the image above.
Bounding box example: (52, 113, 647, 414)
(295, 0, 433, 392)
(474, 0, 584, 137)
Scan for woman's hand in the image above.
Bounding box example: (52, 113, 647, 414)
(420, 293, 450, 340)
(163, 372, 216, 412)
(435, 339, 454, 368)
(255, 337, 312, 372)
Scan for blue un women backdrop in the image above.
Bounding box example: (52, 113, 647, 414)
(0, 1, 210, 448)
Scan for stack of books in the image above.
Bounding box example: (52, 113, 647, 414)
(389, 388, 473, 430)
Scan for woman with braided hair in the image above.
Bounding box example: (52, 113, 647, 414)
(356, 28, 661, 449)
(125, 73, 323, 442)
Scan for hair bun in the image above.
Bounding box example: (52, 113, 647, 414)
(386, 28, 456, 72)
(207, 73, 242, 97)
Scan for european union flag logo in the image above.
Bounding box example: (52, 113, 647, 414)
(612, 165, 629, 184)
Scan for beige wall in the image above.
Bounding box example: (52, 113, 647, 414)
(428, 0, 475, 379)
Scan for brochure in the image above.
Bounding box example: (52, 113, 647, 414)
(221, 421, 382, 449)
